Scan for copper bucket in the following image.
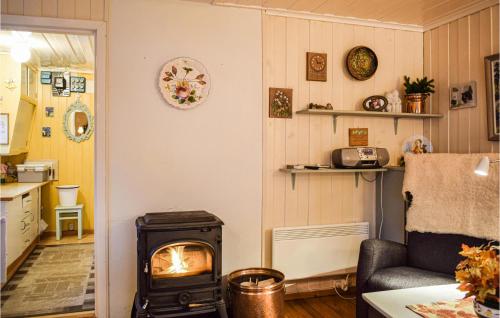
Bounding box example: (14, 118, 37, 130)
(405, 93, 428, 113)
(228, 268, 285, 318)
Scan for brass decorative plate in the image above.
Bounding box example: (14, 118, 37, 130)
(346, 46, 378, 81)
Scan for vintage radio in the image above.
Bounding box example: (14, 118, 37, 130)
(331, 147, 389, 168)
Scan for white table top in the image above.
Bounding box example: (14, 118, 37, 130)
(0, 181, 51, 201)
(362, 284, 465, 318)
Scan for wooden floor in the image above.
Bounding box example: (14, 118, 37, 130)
(284, 294, 356, 318)
(39, 233, 94, 246)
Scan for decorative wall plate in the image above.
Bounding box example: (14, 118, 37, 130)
(158, 57, 210, 110)
(346, 46, 378, 81)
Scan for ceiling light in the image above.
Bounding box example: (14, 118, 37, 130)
(10, 43, 31, 63)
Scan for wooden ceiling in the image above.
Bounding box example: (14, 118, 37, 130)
(0, 31, 94, 70)
(187, 0, 492, 26)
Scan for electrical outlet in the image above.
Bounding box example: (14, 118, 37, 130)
(69, 222, 75, 231)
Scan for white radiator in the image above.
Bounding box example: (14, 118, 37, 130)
(272, 222, 369, 280)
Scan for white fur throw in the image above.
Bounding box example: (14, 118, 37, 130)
(403, 153, 499, 241)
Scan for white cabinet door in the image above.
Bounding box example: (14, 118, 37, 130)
(6, 196, 24, 266)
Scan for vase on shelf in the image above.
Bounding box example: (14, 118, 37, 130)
(474, 297, 500, 318)
(404, 93, 428, 114)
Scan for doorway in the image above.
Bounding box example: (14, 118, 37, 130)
(0, 15, 107, 318)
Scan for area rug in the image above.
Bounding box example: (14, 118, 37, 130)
(407, 297, 477, 318)
(1, 244, 95, 317)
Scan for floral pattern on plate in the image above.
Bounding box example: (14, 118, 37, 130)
(159, 57, 210, 109)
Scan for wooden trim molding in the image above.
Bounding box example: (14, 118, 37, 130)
(0, 15, 109, 318)
(423, 0, 499, 31)
(263, 9, 424, 32)
(211, 2, 423, 32)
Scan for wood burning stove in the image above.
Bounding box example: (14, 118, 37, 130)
(132, 211, 228, 318)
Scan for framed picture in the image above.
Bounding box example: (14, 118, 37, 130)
(450, 81, 477, 109)
(42, 127, 51, 138)
(269, 87, 293, 118)
(349, 128, 368, 146)
(485, 54, 499, 141)
(45, 106, 54, 117)
(0, 113, 8, 145)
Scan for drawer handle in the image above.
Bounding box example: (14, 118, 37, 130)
(20, 221, 26, 231)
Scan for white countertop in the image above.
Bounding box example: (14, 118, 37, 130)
(362, 284, 465, 318)
(0, 181, 51, 201)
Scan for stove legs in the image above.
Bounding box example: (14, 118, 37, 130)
(216, 299, 228, 318)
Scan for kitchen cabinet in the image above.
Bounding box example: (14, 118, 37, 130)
(1, 187, 40, 284)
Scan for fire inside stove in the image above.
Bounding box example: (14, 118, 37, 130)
(151, 242, 213, 279)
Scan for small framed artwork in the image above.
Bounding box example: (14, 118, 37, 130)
(485, 54, 499, 141)
(349, 128, 368, 146)
(45, 107, 54, 117)
(450, 81, 477, 109)
(0, 113, 9, 145)
(269, 87, 293, 118)
(306, 52, 327, 82)
(42, 127, 51, 137)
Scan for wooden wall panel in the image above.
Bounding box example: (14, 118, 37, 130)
(423, 5, 500, 154)
(1, 0, 107, 21)
(27, 74, 95, 231)
(262, 14, 424, 268)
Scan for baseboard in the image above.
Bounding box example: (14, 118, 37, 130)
(284, 272, 357, 299)
(284, 288, 357, 300)
(3, 235, 39, 287)
(43, 229, 94, 236)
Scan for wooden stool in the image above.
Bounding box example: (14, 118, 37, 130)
(55, 204, 83, 240)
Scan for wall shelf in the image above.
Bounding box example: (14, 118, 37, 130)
(296, 109, 444, 134)
(280, 167, 388, 190)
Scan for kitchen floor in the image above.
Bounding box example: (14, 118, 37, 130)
(39, 233, 94, 246)
(1, 239, 95, 318)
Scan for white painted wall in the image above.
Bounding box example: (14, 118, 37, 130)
(108, 0, 262, 315)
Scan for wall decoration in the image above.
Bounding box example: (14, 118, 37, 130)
(52, 71, 70, 97)
(0, 113, 9, 145)
(402, 135, 433, 154)
(485, 54, 499, 141)
(346, 46, 378, 81)
(70, 76, 86, 93)
(4, 79, 16, 90)
(450, 81, 477, 110)
(40, 71, 52, 84)
(362, 95, 388, 111)
(158, 57, 210, 110)
(306, 52, 327, 82)
(349, 128, 368, 146)
(385, 90, 402, 113)
(45, 107, 54, 117)
(42, 127, 51, 138)
(63, 98, 94, 143)
(308, 102, 333, 110)
(269, 88, 292, 118)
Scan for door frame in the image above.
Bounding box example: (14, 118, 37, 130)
(1, 15, 109, 317)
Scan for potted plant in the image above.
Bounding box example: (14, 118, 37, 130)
(455, 243, 499, 318)
(403, 76, 435, 113)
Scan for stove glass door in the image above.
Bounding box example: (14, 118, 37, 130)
(151, 242, 213, 279)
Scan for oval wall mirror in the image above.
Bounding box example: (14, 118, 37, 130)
(63, 99, 94, 143)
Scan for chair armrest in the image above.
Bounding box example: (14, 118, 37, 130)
(356, 239, 407, 294)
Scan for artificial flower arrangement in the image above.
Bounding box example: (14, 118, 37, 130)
(455, 243, 499, 316)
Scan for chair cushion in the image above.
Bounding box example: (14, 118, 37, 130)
(365, 266, 455, 292)
(407, 231, 494, 276)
